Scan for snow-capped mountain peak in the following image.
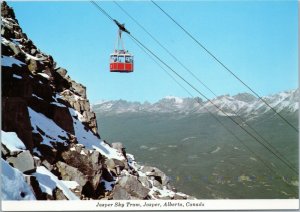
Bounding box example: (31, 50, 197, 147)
(93, 89, 299, 117)
(164, 96, 184, 104)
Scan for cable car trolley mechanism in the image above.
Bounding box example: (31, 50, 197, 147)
(110, 20, 134, 73)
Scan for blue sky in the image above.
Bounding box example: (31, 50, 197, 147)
(10, 1, 298, 103)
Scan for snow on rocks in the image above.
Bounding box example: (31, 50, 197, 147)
(61, 180, 80, 190)
(28, 107, 69, 147)
(12, 73, 22, 79)
(124, 154, 193, 200)
(37, 72, 50, 80)
(50, 101, 66, 108)
(164, 96, 184, 104)
(1, 130, 26, 152)
(1, 159, 36, 200)
(69, 108, 125, 161)
(101, 178, 116, 191)
(1, 55, 25, 67)
(33, 166, 79, 200)
(93, 89, 298, 117)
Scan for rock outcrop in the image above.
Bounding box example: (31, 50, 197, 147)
(1, 1, 193, 201)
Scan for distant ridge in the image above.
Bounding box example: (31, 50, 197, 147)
(93, 89, 299, 117)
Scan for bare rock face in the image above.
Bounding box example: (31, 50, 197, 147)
(1, 1, 16, 19)
(112, 185, 140, 200)
(56, 161, 88, 188)
(113, 175, 150, 200)
(6, 150, 35, 174)
(60, 147, 103, 190)
(118, 175, 150, 198)
(54, 188, 68, 200)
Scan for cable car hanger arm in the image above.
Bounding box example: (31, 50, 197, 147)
(113, 19, 130, 34)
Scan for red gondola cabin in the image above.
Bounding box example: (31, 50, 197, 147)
(110, 50, 134, 73)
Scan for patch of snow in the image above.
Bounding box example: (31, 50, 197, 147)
(12, 74, 22, 79)
(33, 147, 42, 157)
(69, 108, 124, 160)
(127, 153, 135, 161)
(33, 166, 79, 200)
(32, 94, 44, 101)
(73, 94, 84, 101)
(1, 55, 25, 67)
(33, 168, 56, 195)
(175, 192, 187, 197)
(2, 17, 18, 27)
(37, 73, 50, 80)
(164, 96, 183, 104)
(80, 150, 87, 156)
(181, 136, 196, 142)
(148, 147, 158, 151)
(139, 145, 148, 150)
(28, 107, 68, 147)
(50, 101, 66, 108)
(126, 154, 139, 170)
(291, 103, 299, 112)
(100, 179, 115, 191)
(52, 93, 62, 102)
(61, 180, 79, 190)
(1, 130, 26, 152)
(211, 146, 221, 154)
(73, 109, 85, 122)
(137, 170, 146, 177)
(1, 159, 36, 200)
(24, 52, 46, 61)
(11, 38, 22, 46)
(1, 37, 10, 45)
(157, 186, 176, 198)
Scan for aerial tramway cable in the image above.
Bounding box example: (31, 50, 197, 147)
(113, 1, 297, 172)
(89, 1, 298, 175)
(132, 38, 298, 198)
(130, 36, 280, 176)
(151, 0, 298, 133)
(129, 33, 298, 175)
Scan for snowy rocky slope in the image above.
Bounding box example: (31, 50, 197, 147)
(93, 90, 299, 117)
(1, 2, 192, 200)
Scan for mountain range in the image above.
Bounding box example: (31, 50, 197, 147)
(93, 89, 299, 117)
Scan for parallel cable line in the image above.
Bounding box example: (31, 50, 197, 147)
(113, 1, 297, 173)
(151, 0, 298, 133)
(129, 34, 298, 175)
(91, 1, 114, 21)
(131, 36, 279, 176)
(90, 0, 298, 175)
(132, 32, 298, 196)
